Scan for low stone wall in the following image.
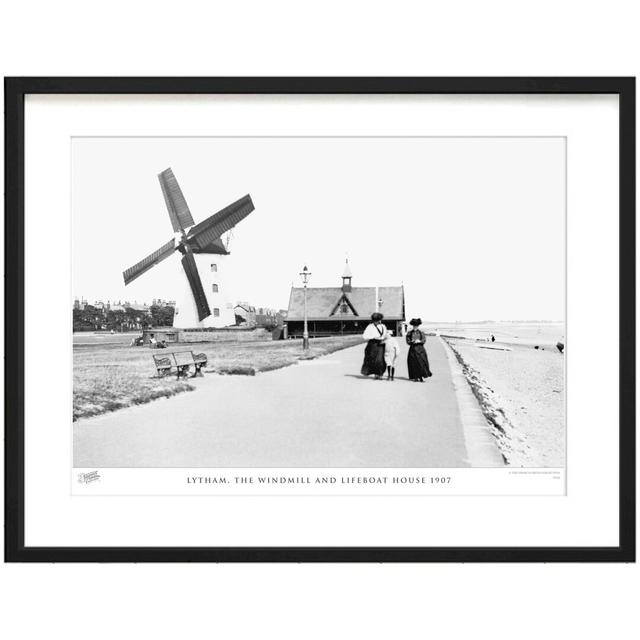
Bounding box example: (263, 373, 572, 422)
(179, 328, 272, 343)
(142, 327, 272, 344)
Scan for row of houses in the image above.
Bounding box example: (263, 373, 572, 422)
(234, 303, 287, 328)
(72, 298, 177, 332)
(73, 297, 287, 331)
(73, 298, 175, 313)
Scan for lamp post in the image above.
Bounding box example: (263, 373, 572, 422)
(300, 265, 311, 351)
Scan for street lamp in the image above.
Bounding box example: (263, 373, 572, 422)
(299, 265, 312, 350)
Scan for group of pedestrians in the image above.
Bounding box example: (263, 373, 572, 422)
(360, 313, 432, 382)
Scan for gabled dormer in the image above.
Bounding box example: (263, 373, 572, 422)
(330, 292, 359, 317)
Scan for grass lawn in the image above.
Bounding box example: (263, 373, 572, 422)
(73, 335, 362, 421)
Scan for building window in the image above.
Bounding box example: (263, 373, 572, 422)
(211, 264, 217, 272)
(213, 308, 220, 317)
(212, 284, 219, 293)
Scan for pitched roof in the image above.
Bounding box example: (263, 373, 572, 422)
(287, 286, 404, 320)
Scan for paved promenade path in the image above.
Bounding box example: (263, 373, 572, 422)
(74, 337, 476, 468)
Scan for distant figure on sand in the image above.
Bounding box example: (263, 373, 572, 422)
(406, 318, 432, 382)
(384, 330, 400, 381)
(556, 341, 564, 354)
(361, 312, 388, 379)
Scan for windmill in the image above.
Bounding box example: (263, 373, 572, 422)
(122, 168, 255, 326)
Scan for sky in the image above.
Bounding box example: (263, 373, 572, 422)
(72, 136, 565, 321)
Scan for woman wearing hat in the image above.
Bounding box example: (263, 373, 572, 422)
(360, 312, 388, 379)
(406, 318, 432, 382)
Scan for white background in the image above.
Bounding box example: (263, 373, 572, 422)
(25, 93, 609, 544)
(1, 2, 638, 640)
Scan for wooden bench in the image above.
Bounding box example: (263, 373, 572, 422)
(152, 351, 208, 379)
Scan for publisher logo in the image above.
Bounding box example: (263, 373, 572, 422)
(77, 470, 101, 484)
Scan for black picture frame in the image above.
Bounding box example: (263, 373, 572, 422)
(4, 77, 635, 563)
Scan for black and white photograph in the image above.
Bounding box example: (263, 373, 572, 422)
(72, 136, 566, 477)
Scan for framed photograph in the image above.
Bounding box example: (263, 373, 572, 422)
(5, 77, 635, 562)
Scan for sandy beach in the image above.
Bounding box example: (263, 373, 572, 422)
(429, 323, 565, 467)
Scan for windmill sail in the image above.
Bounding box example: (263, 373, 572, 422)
(187, 195, 254, 250)
(123, 238, 176, 285)
(190, 237, 229, 255)
(158, 168, 195, 233)
(123, 170, 255, 326)
(181, 250, 211, 321)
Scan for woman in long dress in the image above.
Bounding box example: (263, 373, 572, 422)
(406, 318, 432, 382)
(361, 312, 388, 379)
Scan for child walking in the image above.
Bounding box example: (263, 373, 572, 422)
(384, 331, 401, 381)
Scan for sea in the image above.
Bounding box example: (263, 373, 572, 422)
(423, 321, 565, 348)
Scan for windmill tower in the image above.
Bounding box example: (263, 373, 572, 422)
(122, 168, 255, 329)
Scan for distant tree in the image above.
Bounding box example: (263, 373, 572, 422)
(114, 309, 125, 330)
(105, 309, 125, 331)
(262, 318, 278, 331)
(123, 307, 149, 329)
(81, 304, 102, 330)
(149, 304, 175, 327)
(73, 307, 95, 331)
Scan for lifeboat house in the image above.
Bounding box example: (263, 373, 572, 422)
(285, 262, 405, 338)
